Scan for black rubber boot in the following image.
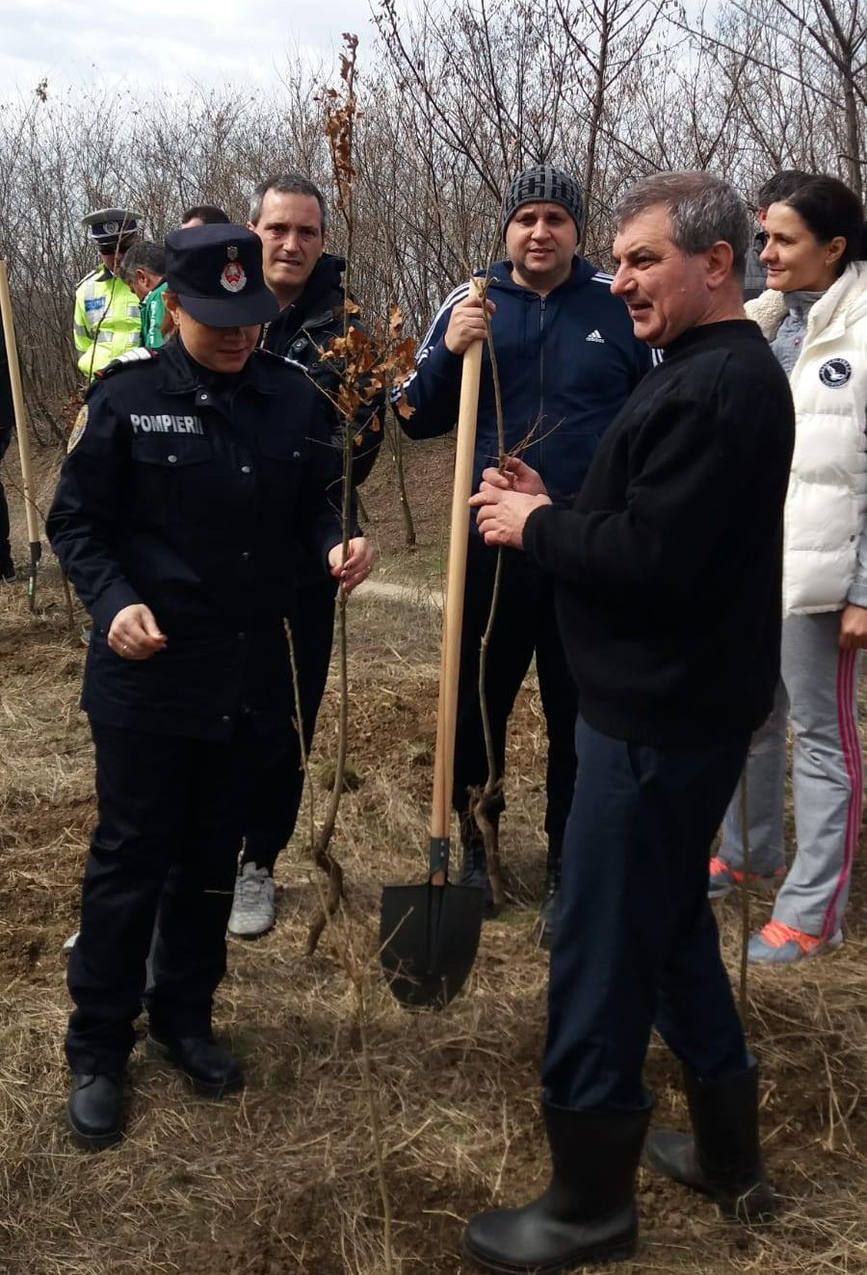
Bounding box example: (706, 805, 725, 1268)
(643, 1057, 775, 1222)
(534, 844, 561, 950)
(459, 811, 495, 916)
(462, 1101, 652, 1273)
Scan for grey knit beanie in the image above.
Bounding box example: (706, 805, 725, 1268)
(501, 165, 584, 237)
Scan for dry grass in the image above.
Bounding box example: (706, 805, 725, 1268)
(1, 443, 866, 1275)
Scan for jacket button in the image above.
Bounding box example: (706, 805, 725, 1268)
(241, 465, 251, 474)
(292, 450, 301, 459)
(221, 714, 231, 724)
(237, 631, 246, 640)
(200, 392, 209, 402)
(167, 454, 178, 463)
(241, 551, 250, 561)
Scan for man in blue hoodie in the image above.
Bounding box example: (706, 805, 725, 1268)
(400, 166, 651, 941)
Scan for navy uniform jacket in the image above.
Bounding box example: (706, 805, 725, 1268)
(47, 340, 345, 741)
(398, 257, 652, 517)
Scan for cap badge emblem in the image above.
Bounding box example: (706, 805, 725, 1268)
(103, 221, 119, 235)
(221, 247, 246, 293)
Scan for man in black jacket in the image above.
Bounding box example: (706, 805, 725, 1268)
(462, 172, 795, 1273)
(233, 174, 383, 936)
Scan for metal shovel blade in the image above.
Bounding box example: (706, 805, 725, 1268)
(379, 878, 484, 1010)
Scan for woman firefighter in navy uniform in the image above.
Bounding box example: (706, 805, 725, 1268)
(48, 225, 373, 1150)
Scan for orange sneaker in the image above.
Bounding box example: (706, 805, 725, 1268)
(747, 919, 843, 964)
(708, 856, 783, 900)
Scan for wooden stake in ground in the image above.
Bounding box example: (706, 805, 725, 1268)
(0, 259, 41, 607)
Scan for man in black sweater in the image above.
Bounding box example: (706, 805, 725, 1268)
(461, 172, 795, 1273)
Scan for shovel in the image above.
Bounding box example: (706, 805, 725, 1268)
(0, 260, 42, 607)
(380, 317, 485, 1010)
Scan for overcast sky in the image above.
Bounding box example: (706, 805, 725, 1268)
(0, 0, 381, 96)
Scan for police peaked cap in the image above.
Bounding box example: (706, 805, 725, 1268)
(164, 224, 279, 327)
(82, 208, 143, 245)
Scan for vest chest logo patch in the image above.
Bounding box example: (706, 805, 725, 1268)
(84, 296, 106, 313)
(819, 357, 852, 388)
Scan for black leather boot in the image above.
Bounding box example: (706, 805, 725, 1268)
(534, 845, 561, 950)
(67, 1073, 124, 1150)
(643, 1057, 775, 1221)
(459, 811, 495, 916)
(146, 1032, 244, 1097)
(463, 1101, 652, 1273)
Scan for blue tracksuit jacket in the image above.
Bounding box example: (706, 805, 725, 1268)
(398, 257, 652, 508)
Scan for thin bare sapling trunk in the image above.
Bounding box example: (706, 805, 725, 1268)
(303, 41, 418, 953)
(305, 38, 358, 956)
(298, 38, 405, 1275)
(468, 228, 510, 911)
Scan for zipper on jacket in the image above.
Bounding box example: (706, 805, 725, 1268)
(538, 296, 547, 468)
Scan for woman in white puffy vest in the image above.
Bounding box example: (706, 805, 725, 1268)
(711, 174, 867, 963)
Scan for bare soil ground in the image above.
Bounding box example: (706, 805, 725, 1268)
(1, 438, 866, 1275)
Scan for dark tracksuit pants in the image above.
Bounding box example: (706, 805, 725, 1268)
(542, 718, 751, 1110)
(240, 577, 337, 873)
(454, 535, 578, 854)
(66, 721, 252, 1074)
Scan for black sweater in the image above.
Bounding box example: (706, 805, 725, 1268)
(522, 320, 795, 746)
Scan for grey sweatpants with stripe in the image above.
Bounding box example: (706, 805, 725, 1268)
(720, 611, 863, 939)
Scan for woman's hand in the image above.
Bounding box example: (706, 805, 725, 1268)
(107, 604, 167, 660)
(839, 603, 867, 650)
(328, 537, 376, 594)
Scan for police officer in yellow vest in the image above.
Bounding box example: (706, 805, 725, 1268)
(74, 209, 143, 381)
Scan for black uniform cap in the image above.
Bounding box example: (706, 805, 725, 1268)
(164, 224, 279, 327)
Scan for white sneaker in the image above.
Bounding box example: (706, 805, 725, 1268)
(62, 930, 80, 955)
(228, 863, 275, 938)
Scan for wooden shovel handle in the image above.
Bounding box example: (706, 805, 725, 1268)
(0, 260, 40, 547)
(430, 283, 484, 859)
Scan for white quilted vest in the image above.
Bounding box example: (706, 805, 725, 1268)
(746, 263, 867, 615)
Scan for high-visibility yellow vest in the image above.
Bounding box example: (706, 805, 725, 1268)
(73, 267, 142, 380)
